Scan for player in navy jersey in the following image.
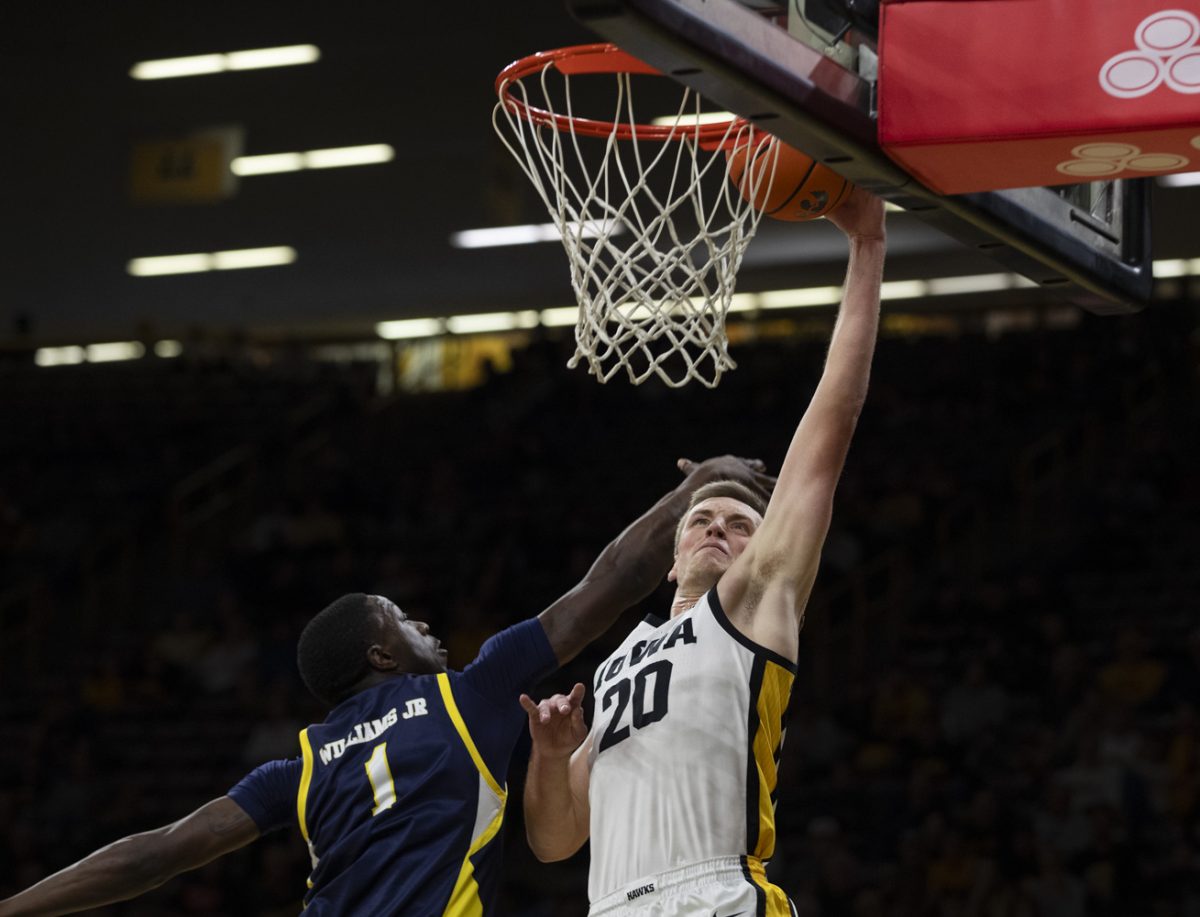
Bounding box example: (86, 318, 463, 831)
(0, 456, 773, 917)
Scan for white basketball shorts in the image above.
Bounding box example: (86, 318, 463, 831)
(588, 856, 796, 917)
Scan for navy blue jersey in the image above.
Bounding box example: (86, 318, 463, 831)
(228, 619, 556, 916)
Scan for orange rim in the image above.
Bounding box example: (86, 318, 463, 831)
(496, 43, 744, 143)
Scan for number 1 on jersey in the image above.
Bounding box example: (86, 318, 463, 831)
(365, 742, 397, 815)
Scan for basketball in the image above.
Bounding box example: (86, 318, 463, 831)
(727, 137, 852, 221)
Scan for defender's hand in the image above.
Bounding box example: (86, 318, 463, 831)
(826, 186, 886, 243)
(677, 455, 776, 503)
(520, 683, 588, 759)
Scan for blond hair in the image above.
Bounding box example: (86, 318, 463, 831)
(673, 480, 767, 551)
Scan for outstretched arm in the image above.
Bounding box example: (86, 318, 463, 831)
(0, 797, 259, 917)
(720, 189, 886, 662)
(537, 455, 773, 665)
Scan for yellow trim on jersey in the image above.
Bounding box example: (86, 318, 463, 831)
(442, 797, 505, 917)
(435, 674, 507, 917)
(297, 727, 315, 843)
(751, 660, 795, 860)
(746, 855, 794, 916)
(436, 673, 505, 798)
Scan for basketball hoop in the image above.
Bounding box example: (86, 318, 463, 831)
(494, 44, 779, 387)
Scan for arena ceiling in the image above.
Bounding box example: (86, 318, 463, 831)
(1, 4, 1196, 346)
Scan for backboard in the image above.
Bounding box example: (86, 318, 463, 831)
(565, 0, 1153, 313)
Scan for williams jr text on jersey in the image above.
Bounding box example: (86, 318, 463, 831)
(228, 619, 556, 916)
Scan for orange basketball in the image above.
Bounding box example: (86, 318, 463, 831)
(727, 137, 852, 221)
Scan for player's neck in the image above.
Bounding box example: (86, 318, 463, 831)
(669, 587, 704, 618)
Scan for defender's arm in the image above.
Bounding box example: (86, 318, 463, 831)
(537, 456, 772, 665)
(0, 796, 259, 917)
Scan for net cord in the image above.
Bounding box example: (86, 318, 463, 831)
(493, 62, 780, 387)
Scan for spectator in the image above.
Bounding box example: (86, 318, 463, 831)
(1024, 847, 1087, 917)
(940, 657, 1009, 746)
(1097, 627, 1166, 711)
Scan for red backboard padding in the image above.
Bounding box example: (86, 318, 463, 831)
(879, 0, 1200, 194)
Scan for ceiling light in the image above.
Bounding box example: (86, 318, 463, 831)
(880, 280, 929, 300)
(446, 311, 539, 334)
(34, 346, 86, 367)
(212, 247, 296, 270)
(232, 145, 395, 176)
(926, 273, 1013, 296)
(128, 253, 213, 277)
(154, 340, 183, 358)
(127, 246, 296, 277)
(305, 145, 394, 169)
(650, 111, 736, 126)
(371, 267, 1133, 349)
(759, 287, 842, 309)
(726, 293, 760, 313)
(225, 45, 320, 71)
(677, 294, 760, 315)
(1154, 259, 1188, 278)
(130, 54, 226, 80)
(131, 45, 320, 80)
(450, 221, 623, 249)
(376, 318, 444, 340)
(540, 307, 579, 327)
(1153, 258, 1200, 277)
(232, 153, 306, 176)
(1159, 171, 1200, 188)
(86, 342, 145, 363)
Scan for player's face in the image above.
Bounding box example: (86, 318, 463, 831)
(668, 496, 762, 590)
(369, 595, 449, 674)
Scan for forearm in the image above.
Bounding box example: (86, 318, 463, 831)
(0, 833, 170, 916)
(815, 236, 885, 419)
(586, 477, 703, 605)
(539, 476, 707, 660)
(540, 456, 770, 662)
(524, 751, 588, 862)
(777, 236, 883, 490)
(0, 798, 258, 917)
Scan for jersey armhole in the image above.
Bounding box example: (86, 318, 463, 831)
(707, 586, 799, 674)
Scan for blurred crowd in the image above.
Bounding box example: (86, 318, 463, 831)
(0, 302, 1197, 916)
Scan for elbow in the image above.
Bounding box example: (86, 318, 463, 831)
(526, 837, 568, 864)
(525, 829, 584, 864)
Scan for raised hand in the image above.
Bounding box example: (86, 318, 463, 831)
(520, 683, 588, 758)
(825, 186, 886, 243)
(676, 455, 776, 503)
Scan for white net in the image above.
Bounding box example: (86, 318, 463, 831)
(494, 57, 778, 387)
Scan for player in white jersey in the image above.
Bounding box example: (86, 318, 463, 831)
(520, 187, 886, 916)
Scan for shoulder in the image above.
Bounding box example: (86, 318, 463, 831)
(705, 584, 800, 673)
(228, 757, 304, 833)
(237, 756, 304, 783)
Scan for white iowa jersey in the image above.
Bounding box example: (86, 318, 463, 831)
(586, 586, 797, 902)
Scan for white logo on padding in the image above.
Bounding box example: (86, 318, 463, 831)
(1056, 142, 1189, 177)
(1100, 9, 1200, 97)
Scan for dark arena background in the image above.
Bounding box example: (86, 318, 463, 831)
(2, 5, 1199, 917)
